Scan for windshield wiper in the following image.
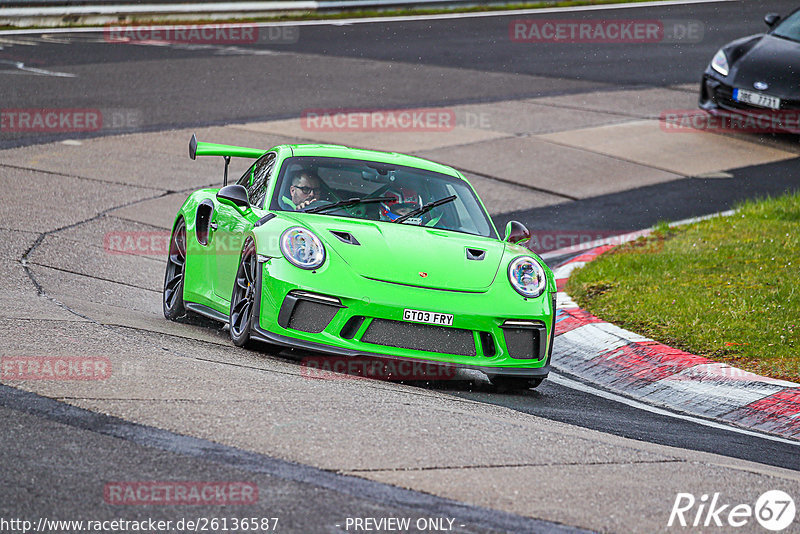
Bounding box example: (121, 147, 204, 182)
(394, 195, 457, 224)
(304, 196, 395, 214)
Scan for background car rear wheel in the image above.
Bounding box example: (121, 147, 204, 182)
(492, 376, 543, 393)
(163, 218, 187, 321)
(230, 238, 257, 347)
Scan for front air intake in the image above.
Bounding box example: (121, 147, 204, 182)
(361, 319, 476, 356)
(278, 291, 343, 334)
(501, 320, 547, 360)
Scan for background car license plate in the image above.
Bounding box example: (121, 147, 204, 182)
(403, 309, 454, 326)
(733, 88, 781, 110)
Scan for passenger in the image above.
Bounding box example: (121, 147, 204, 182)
(381, 187, 421, 221)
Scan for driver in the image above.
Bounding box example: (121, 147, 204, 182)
(289, 170, 323, 211)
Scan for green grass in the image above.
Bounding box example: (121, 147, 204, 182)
(0, 0, 663, 31)
(566, 192, 800, 382)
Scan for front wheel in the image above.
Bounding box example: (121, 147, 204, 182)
(492, 376, 544, 393)
(229, 238, 258, 347)
(163, 218, 187, 320)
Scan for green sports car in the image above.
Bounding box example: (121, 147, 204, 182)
(163, 135, 556, 390)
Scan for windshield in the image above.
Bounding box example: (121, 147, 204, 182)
(270, 156, 496, 239)
(772, 12, 800, 42)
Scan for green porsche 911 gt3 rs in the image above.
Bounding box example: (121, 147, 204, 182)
(163, 135, 556, 390)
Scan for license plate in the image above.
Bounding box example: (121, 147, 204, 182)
(403, 309, 453, 326)
(733, 88, 781, 110)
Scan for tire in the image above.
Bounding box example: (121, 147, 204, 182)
(163, 218, 187, 321)
(229, 238, 258, 347)
(492, 376, 544, 393)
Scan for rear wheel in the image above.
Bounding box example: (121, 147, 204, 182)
(229, 238, 258, 347)
(163, 218, 187, 320)
(492, 376, 543, 393)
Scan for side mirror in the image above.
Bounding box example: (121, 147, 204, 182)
(189, 133, 198, 160)
(504, 221, 530, 245)
(217, 184, 250, 209)
(765, 13, 781, 28)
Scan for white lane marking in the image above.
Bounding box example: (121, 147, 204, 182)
(549, 372, 800, 446)
(556, 291, 579, 310)
(0, 0, 736, 35)
(638, 379, 781, 417)
(555, 322, 629, 360)
(593, 321, 653, 343)
(0, 36, 39, 45)
(0, 59, 75, 77)
(553, 261, 586, 280)
(678, 363, 799, 388)
(146, 42, 280, 55)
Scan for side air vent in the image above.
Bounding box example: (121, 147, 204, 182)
(466, 248, 486, 261)
(330, 231, 360, 245)
(195, 201, 214, 246)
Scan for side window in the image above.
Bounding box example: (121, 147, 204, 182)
(247, 153, 276, 208)
(236, 165, 254, 187)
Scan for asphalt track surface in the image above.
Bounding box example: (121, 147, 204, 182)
(0, 0, 797, 147)
(2, 1, 800, 532)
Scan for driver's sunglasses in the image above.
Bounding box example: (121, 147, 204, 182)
(294, 185, 322, 194)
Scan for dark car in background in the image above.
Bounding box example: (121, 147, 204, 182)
(699, 9, 800, 132)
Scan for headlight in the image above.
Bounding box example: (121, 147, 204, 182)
(508, 256, 547, 298)
(711, 49, 729, 76)
(280, 227, 325, 270)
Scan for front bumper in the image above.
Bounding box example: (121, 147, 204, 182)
(252, 256, 555, 379)
(699, 71, 800, 133)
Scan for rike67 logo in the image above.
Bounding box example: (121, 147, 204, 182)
(668, 491, 796, 531)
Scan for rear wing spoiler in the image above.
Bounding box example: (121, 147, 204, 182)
(189, 133, 265, 185)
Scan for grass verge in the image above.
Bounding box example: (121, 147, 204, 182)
(565, 192, 800, 383)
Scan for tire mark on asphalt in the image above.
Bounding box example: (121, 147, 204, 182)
(344, 459, 685, 473)
(0, 384, 589, 534)
(19, 187, 173, 302)
(27, 263, 161, 293)
(17, 175, 220, 299)
(33, 232, 166, 264)
(0, 162, 169, 191)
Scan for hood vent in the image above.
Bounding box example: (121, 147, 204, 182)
(330, 230, 360, 246)
(466, 248, 486, 261)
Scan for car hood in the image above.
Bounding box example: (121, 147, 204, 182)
(285, 214, 505, 292)
(730, 35, 800, 97)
